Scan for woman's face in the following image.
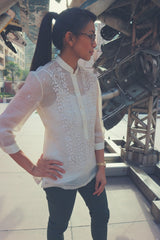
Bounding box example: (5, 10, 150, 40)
(72, 20, 97, 61)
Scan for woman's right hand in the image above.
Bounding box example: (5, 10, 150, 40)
(32, 155, 65, 180)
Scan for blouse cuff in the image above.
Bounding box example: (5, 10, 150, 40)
(95, 142, 104, 150)
(2, 143, 20, 154)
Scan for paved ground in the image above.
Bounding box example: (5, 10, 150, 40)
(0, 103, 160, 240)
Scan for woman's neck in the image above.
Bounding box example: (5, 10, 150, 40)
(60, 50, 79, 73)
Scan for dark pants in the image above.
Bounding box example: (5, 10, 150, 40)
(44, 178, 109, 240)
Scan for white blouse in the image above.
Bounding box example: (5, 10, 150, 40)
(0, 56, 104, 189)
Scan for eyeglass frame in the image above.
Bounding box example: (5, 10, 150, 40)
(79, 32, 96, 43)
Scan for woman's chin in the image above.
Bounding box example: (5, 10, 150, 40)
(82, 55, 91, 61)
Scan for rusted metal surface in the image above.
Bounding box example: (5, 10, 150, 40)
(0, 0, 49, 51)
(99, 13, 131, 37)
(70, 0, 116, 16)
(19, 0, 49, 43)
(0, 0, 18, 15)
(92, 0, 160, 130)
(126, 96, 159, 155)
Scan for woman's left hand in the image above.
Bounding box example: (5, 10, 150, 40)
(93, 167, 107, 196)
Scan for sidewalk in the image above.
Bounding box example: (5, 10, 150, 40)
(0, 104, 160, 240)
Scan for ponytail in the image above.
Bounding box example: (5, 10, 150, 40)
(30, 8, 96, 71)
(30, 12, 58, 71)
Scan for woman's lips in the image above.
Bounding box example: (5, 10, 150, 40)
(89, 50, 94, 55)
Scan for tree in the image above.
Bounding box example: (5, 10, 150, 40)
(21, 69, 29, 81)
(3, 62, 21, 83)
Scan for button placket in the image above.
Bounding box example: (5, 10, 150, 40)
(71, 74, 88, 139)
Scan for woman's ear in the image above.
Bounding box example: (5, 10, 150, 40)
(64, 32, 76, 47)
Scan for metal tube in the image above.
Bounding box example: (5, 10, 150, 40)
(102, 89, 120, 101)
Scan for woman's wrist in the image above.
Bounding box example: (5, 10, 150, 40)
(95, 150, 105, 168)
(96, 162, 106, 167)
(30, 164, 37, 175)
(9, 150, 38, 176)
(96, 162, 106, 172)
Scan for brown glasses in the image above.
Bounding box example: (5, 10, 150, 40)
(79, 32, 96, 43)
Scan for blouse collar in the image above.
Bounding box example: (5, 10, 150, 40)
(56, 56, 79, 75)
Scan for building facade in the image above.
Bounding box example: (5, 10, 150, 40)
(0, 37, 25, 83)
(24, 35, 35, 71)
(0, 39, 5, 82)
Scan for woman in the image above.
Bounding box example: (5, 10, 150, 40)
(0, 7, 109, 240)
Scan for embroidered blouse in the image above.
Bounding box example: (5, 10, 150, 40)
(0, 56, 104, 189)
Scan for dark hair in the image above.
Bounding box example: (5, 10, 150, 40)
(30, 8, 96, 71)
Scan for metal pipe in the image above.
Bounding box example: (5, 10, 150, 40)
(102, 88, 120, 101)
(0, 0, 18, 16)
(99, 13, 131, 37)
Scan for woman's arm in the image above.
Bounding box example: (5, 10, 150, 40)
(0, 72, 42, 154)
(0, 72, 65, 179)
(93, 149, 107, 196)
(10, 150, 65, 180)
(93, 80, 107, 196)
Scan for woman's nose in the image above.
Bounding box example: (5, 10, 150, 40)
(92, 40, 97, 48)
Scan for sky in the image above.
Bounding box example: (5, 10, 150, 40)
(49, 0, 72, 13)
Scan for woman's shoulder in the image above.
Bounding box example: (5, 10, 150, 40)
(79, 65, 98, 82)
(29, 60, 57, 83)
(35, 60, 56, 75)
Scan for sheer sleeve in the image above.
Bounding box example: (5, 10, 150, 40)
(0, 72, 43, 154)
(95, 80, 105, 150)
